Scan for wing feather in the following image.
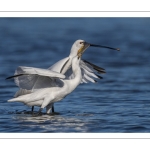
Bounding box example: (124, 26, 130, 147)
(63, 59, 105, 84)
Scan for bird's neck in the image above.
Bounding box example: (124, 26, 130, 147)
(69, 52, 76, 59)
(69, 46, 77, 58)
(63, 62, 81, 94)
(72, 62, 81, 78)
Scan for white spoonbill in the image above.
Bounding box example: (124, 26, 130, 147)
(6, 39, 119, 113)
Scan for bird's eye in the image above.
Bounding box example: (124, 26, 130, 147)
(80, 42, 83, 44)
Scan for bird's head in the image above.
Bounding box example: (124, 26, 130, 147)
(69, 39, 120, 58)
(70, 39, 89, 58)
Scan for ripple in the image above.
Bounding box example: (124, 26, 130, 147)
(1, 18, 150, 132)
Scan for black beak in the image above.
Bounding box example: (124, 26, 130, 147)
(90, 43, 120, 51)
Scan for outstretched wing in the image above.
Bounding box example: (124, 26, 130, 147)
(14, 66, 65, 78)
(6, 57, 70, 97)
(7, 66, 65, 91)
(64, 59, 106, 83)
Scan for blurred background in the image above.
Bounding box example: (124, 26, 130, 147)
(0, 18, 150, 132)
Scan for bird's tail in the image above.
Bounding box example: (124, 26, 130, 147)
(7, 94, 29, 103)
(8, 99, 16, 102)
(8, 97, 24, 102)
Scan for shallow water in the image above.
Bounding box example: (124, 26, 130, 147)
(1, 18, 150, 132)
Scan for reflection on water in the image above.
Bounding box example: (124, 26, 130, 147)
(1, 18, 150, 132)
(11, 111, 88, 132)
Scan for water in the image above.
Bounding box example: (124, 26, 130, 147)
(1, 18, 150, 132)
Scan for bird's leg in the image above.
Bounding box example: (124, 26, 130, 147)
(46, 103, 53, 114)
(52, 104, 54, 113)
(31, 106, 34, 113)
(32, 108, 43, 117)
(43, 96, 53, 114)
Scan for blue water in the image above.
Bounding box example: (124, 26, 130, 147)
(1, 18, 150, 132)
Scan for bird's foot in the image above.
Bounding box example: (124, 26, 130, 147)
(32, 108, 43, 117)
(32, 111, 42, 117)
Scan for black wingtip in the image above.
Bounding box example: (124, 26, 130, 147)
(94, 80, 98, 83)
(5, 76, 14, 80)
(83, 60, 106, 74)
(5, 74, 24, 80)
(97, 75, 103, 79)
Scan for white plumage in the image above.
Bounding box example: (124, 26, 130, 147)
(7, 39, 119, 114)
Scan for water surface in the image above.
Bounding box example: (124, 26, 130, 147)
(1, 18, 150, 132)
